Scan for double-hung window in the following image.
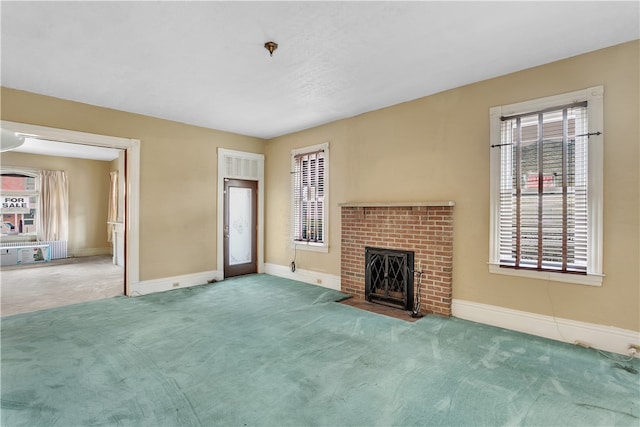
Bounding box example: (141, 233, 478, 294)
(489, 87, 603, 285)
(1, 171, 39, 236)
(291, 142, 329, 252)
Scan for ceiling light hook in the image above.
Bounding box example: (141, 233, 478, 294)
(264, 41, 278, 57)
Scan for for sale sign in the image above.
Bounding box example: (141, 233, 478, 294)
(1, 195, 30, 213)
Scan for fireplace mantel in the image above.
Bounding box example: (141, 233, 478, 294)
(340, 201, 455, 208)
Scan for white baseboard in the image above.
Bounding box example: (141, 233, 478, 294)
(131, 269, 222, 296)
(70, 247, 112, 257)
(264, 262, 341, 291)
(452, 299, 640, 357)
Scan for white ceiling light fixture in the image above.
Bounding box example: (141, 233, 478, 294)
(0, 128, 26, 152)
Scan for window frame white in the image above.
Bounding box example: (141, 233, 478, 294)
(291, 142, 329, 253)
(489, 86, 604, 286)
(1, 167, 40, 237)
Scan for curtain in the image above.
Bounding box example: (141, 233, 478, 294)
(37, 170, 69, 242)
(107, 171, 118, 242)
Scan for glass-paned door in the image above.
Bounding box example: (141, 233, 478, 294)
(223, 179, 257, 278)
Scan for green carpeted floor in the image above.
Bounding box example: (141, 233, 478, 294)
(2, 274, 638, 426)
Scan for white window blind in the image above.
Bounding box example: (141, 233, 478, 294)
(292, 148, 326, 245)
(498, 103, 588, 273)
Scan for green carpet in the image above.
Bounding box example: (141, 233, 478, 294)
(2, 274, 638, 426)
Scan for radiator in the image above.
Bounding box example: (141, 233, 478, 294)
(0, 240, 68, 260)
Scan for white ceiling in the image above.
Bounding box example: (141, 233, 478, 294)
(1, 1, 639, 144)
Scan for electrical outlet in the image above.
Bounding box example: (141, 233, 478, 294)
(172, 282, 180, 288)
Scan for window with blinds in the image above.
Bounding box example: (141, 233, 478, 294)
(489, 87, 603, 285)
(292, 144, 328, 248)
(498, 104, 588, 273)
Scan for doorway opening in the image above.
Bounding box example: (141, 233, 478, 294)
(0, 121, 139, 313)
(217, 149, 264, 279)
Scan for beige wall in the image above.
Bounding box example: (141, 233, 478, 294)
(1, 89, 265, 281)
(265, 41, 639, 331)
(1, 151, 112, 255)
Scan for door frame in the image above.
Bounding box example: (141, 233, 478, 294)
(1, 120, 140, 295)
(217, 149, 264, 278)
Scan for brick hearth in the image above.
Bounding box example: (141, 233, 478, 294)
(340, 202, 454, 316)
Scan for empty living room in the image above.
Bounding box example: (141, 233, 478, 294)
(1, 2, 638, 426)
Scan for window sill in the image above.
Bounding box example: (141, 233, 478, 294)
(0, 234, 38, 243)
(293, 242, 329, 253)
(488, 263, 603, 286)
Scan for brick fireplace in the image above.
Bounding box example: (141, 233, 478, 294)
(340, 202, 454, 316)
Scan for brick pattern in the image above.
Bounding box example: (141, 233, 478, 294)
(341, 206, 454, 316)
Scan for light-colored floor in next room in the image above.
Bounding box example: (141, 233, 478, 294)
(0, 255, 124, 317)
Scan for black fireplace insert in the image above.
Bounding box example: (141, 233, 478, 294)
(364, 247, 414, 310)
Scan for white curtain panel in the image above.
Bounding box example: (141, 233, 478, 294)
(37, 170, 69, 242)
(107, 171, 118, 242)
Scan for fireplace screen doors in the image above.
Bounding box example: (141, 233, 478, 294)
(365, 247, 414, 310)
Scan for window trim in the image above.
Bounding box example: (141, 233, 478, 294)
(1, 167, 41, 237)
(291, 142, 329, 253)
(489, 86, 604, 286)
